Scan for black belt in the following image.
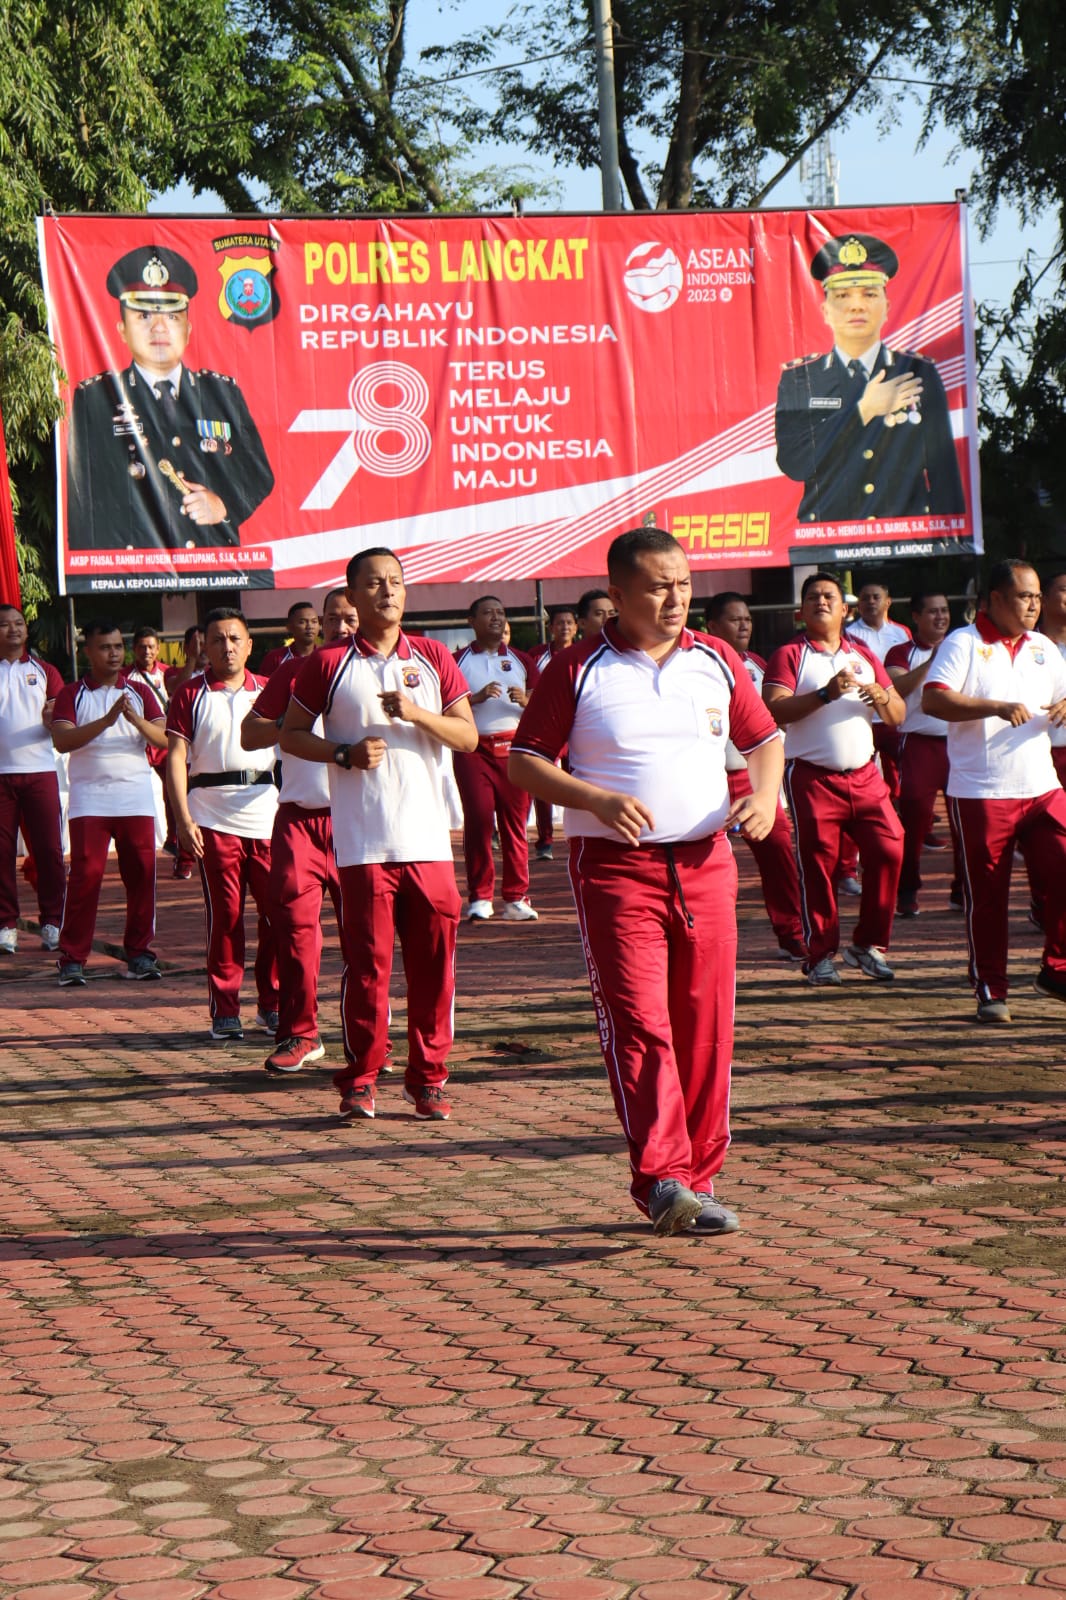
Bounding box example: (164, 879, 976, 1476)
(188, 769, 275, 790)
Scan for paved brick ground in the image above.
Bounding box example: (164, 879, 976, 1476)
(2, 829, 1066, 1600)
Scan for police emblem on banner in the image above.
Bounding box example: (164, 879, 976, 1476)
(214, 240, 280, 331)
(403, 668, 421, 689)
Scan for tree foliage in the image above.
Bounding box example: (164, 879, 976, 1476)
(435, 0, 955, 212)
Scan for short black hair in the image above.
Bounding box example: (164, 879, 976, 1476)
(800, 571, 845, 602)
(910, 591, 948, 615)
(705, 591, 749, 623)
(323, 587, 350, 608)
(548, 605, 577, 623)
(132, 625, 159, 643)
(988, 558, 1037, 595)
(468, 594, 505, 620)
(606, 526, 682, 583)
(182, 624, 203, 648)
(857, 576, 890, 595)
(286, 600, 317, 621)
(346, 546, 402, 585)
(82, 618, 123, 642)
(203, 607, 248, 630)
(576, 588, 610, 619)
(0, 603, 24, 619)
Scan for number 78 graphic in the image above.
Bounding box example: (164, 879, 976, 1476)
(289, 362, 433, 511)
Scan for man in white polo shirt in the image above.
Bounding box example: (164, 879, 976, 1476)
(846, 578, 912, 801)
(1041, 571, 1066, 789)
(705, 591, 806, 961)
(51, 620, 166, 984)
(885, 590, 962, 917)
(923, 559, 1066, 1023)
(454, 596, 538, 921)
(241, 587, 358, 1073)
(167, 608, 278, 1041)
(510, 527, 783, 1238)
(281, 547, 477, 1122)
(764, 572, 906, 985)
(0, 604, 66, 955)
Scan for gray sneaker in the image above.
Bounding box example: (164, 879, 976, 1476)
(976, 998, 1012, 1024)
(210, 1016, 244, 1042)
(804, 955, 842, 986)
(843, 944, 895, 981)
(57, 961, 86, 987)
(685, 1194, 740, 1235)
(647, 1178, 702, 1236)
(125, 954, 163, 980)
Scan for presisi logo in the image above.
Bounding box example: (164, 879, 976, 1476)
(672, 511, 770, 552)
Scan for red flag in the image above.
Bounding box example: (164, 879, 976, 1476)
(0, 399, 21, 608)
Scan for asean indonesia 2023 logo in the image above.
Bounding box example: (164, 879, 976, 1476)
(213, 234, 281, 331)
(622, 242, 684, 312)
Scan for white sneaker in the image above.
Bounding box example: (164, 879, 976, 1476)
(0, 927, 16, 955)
(466, 900, 494, 921)
(501, 899, 539, 922)
(40, 924, 60, 952)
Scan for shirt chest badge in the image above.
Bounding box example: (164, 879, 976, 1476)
(707, 708, 723, 737)
(977, 646, 994, 662)
(26, 673, 37, 686)
(1030, 646, 1046, 665)
(402, 667, 421, 689)
(500, 659, 512, 672)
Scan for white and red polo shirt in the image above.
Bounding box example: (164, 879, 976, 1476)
(52, 672, 164, 819)
(292, 630, 469, 867)
(763, 633, 891, 771)
(725, 651, 768, 773)
(884, 639, 948, 737)
(1050, 638, 1066, 752)
(926, 615, 1066, 798)
(512, 621, 780, 845)
(167, 669, 277, 837)
(0, 652, 65, 775)
(252, 656, 329, 811)
(845, 616, 912, 663)
(454, 642, 536, 752)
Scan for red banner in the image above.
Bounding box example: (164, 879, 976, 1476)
(38, 205, 980, 595)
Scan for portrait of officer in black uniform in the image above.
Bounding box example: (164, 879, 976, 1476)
(774, 233, 965, 524)
(67, 246, 275, 551)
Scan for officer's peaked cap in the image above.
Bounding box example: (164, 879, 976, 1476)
(107, 246, 198, 311)
(811, 234, 898, 292)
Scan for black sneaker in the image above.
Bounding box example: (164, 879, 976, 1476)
(124, 954, 163, 980)
(210, 1016, 244, 1042)
(1034, 967, 1066, 1003)
(684, 1194, 740, 1235)
(57, 961, 87, 987)
(647, 1178, 702, 1236)
(254, 1008, 280, 1034)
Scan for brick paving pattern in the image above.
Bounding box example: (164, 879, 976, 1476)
(1, 832, 1065, 1598)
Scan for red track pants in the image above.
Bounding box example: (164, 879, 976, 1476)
(897, 732, 962, 903)
(59, 814, 156, 964)
(335, 859, 461, 1096)
(726, 769, 805, 949)
(950, 788, 1066, 1002)
(784, 758, 903, 962)
(198, 827, 277, 1021)
(0, 771, 66, 929)
(569, 832, 737, 1212)
(269, 803, 341, 1042)
(454, 744, 530, 904)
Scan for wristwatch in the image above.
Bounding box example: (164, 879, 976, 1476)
(817, 685, 832, 704)
(332, 743, 352, 770)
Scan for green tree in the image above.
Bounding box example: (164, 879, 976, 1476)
(437, 0, 955, 211)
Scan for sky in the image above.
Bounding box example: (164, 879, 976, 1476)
(153, 6, 1058, 327)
